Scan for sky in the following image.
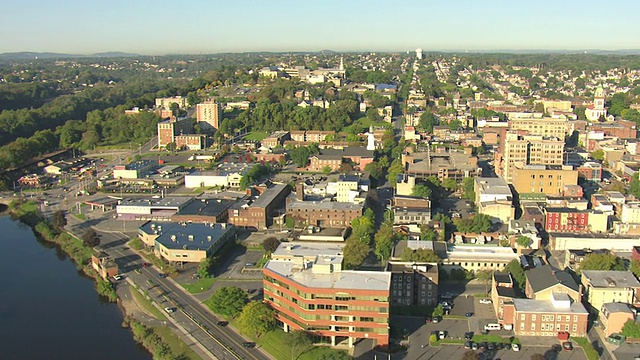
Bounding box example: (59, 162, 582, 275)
(2, 0, 640, 55)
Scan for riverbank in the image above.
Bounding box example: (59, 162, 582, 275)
(8, 200, 194, 360)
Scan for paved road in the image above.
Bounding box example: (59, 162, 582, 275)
(65, 215, 271, 360)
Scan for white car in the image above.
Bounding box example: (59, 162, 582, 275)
(512, 343, 521, 351)
(438, 331, 446, 340)
(479, 298, 492, 304)
(439, 301, 450, 308)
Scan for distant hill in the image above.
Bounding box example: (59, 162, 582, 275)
(0, 51, 140, 60)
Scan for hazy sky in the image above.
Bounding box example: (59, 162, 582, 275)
(2, 0, 639, 54)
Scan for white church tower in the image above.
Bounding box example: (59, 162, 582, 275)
(366, 126, 376, 151)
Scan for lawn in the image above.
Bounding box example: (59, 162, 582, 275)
(343, 117, 393, 133)
(152, 325, 201, 360)
(180, 277, 216, 294)
(244, 131, 269, 141)
(130, 286, 166, 320)
(573, 337, 599, 360)
(240, 326, 349, 360)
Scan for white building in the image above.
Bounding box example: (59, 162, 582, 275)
(184, 163, 250, 189)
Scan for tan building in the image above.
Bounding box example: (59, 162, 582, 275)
(524, 266, 581, 302)
(155, 96, 188, 110)
(541, 100, 573, 113)
(496, 132, 565, 183)
(600, 303, 635, 337)
(474, 177, 515, 223)
(581, 270, 640, 314)
(511, 164, 578, 196)
(509, 117, 568, 140)
(91, 250, 119, 280)
(196, 100, 221, 131)
(491, 273, 518, 324)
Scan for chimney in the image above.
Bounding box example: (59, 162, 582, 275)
(296, 182, 305, 201)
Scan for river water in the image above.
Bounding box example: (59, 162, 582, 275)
(0, 216, 150, 360)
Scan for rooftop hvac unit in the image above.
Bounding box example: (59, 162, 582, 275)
(207, 236, 212, 242)
(170, 235, 177, 241)
(188, 235, 194, 241)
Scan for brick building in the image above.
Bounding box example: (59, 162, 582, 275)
(196, 100, 221, 131)
(503, 293, 588, 337)
(577, 162, 603, 182)
(544, 208, 608, 233)
(386, 262, 438, 307)
(227, 184, 290, 230)
(175, 134, 207, 150)
(286, 196, 364, 228)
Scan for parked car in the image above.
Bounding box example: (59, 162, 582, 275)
(113, 274, 124, 281)
(464, 341, 471, 349)
(438, 331, 446, 340)
(479, 298, 492, 304)
(471, 342, 478, 351)
(464, 332, 474, 340)
(432, 317, 440, 323)
(552, 344, 562, 352)
(439, 301, 450, 307)
(512, 343, 521, 351)
(465, 312, 474, 318)
(425, 317, 431, 323)
(562, 342, 573, 351)
(164, 307, 176, 313)
(487, 342, 495, 350)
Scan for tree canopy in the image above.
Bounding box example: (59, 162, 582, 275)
(400, 247, 440, 262)
(205, 286, 248, 318)
(578, 253, 626, 273)
(504, 259, 526, 291)
(238, 301, 276, 338)
(454, 214, 492, 234)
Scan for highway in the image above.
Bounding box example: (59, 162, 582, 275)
(65, 215, 271, 360)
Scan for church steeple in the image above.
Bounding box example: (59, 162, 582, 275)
(339, 57, 344, 71)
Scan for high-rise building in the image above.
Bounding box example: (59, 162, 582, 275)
(196, 99, 221, 131)
(508, 117, 568, 141)
(496, 132, 564, 183)
(416, 48, 423, 60)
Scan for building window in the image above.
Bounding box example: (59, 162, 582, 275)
(531, 323, 536, 331)
(573, 315, 578, 322)
(520, 314, 525, 320)
(573, 324, 577, 332)
(531, 314, 536, 321)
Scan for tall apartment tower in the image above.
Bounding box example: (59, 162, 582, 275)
(416, 48, 423, 60)
(196, 99, 221, 131)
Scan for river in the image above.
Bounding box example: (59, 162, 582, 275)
(0, 216, 151, 360)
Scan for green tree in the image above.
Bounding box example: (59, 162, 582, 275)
(322, 165, 332, 175)
(454, 214, 492, 233)
(461, 177, 475, 201)
(289, 330, 313, 360)
(374, 224, 396, 261)
(578, 253, 626, 273)
(432, 305, 444, 319)
(504, 259, 526, 290)
(51, 210, 67, 232)
(238, 301, 276, 338)
(622, 318, 640, 338)
(442, 178, 458, 192)
(629, 173, 640, 199)
(630, 259, 640, 279)
(263, 237, 281, 253)
(165, 142, 177, 152)
(343, 237, 370, 269)
(419, 112, 437, 133)
(412, 184, 432, 199)
(590, 149, 604, 161)
(198, 257, 213, 278)
(400, 247, 440, 262)
(386, 160, 405, 185)
(205, 286, 248, 318)
(420, 225, 438, 241)
(515, 236, 533, 249)
(82, 228, 100, 247)
(475, 269, 494, 293)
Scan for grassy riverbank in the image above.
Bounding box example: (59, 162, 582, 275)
(9, 200, 117, 301)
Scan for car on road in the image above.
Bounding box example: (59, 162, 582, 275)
(242, 342, 256, 348)
(142, 262, 151, 268)
(158, 273, 167, 278)
(216, 321, 229, 326)
(512, 343, 521, 351)
(562, 342, 573, 351)
(479, 298, 492, 304)
(164, 307, 176, 313)
(465, 312, 474, 317)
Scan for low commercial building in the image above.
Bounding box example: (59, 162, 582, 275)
(263, 242, 391, 348)
(442, 245, 519, 273)
(116, 197, 192, 221)
(228, 183, 290, 229)
(286, 197, 364, 228)
(511, 164, 578, 196)
(171, 197, 234, 224)
(336, 174, 368, 203)
(581, 270, 640, 313)
(91, 250, 119, 280)
(138, 222, 235, 263)
(474, 177, 515, 223)
(491, 273, 518, 324)
(113, 160, 158, 180)
(184, 164, 250, 189)
(403, 150, 482, 181)
(600, 302, 635, 337)
(503, 293, 588, 337)
(386, 262, 438, 307)
(550, 233, 640, 251)
(392, 196, 431, 226)
(544, 208, 609, 233)
(308, 147, 375, 172)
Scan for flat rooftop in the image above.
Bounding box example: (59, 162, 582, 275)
(513, 298, 588, 314)
(287, 197, 364, 211)
(177, 198, 234, 217)
(475, 177, 512, 196)
(581, 270, 640, 288)
(140, 221, 234, 251)
(118, 196, 192, 208)
(266, 242, 391, 291)
(252, 183, 288, 208)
